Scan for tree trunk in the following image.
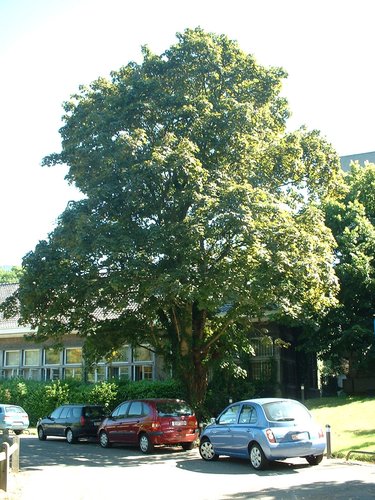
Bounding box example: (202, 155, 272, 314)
(170, 303, 209, 419)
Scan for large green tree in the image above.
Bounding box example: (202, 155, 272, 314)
(3, 29, 341, 409)
(303, 163, 375, 380)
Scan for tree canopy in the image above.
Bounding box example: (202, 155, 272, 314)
(3, 28, 342, 408)
(0, 266, 23, 284)
(302, 162, 375, 378)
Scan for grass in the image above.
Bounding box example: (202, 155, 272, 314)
(304, 396, 375, 462)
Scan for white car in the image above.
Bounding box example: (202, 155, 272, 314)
(0, 404, 29, 434)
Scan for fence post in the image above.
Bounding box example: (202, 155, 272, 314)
(325, 424, 331, 459)
(0, 442, 10, 492)
(12, 435, 20, 473)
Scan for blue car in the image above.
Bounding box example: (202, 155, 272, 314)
(199, 398, 325, 470)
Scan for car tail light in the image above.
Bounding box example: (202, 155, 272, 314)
(265, 429, 276, 443)
(80, 416, 86, 425)
(318, 427, 324, 438)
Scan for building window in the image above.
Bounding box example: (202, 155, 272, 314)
(20, 368, 41, 380)
(111, 346, 130, 363)
(24, 349, 40, 366)
(134, 365, 153, 381)
(251, 337, 274, 357)
(44, 348, 61, 365)
(65, 348, 82, 364)
(133, 346, 153, 362)
(87, 366, 106, 383)
(4, 351, 20, 367)
(64, 367, 82, 380)
(43, 368, 60, 381)
(2, 368, 20, 378)
(108, 366, 130, 380)
(250, 361, 273, 381)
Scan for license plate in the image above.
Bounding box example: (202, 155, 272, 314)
(291, 432, 308, 441)
(172, 421, 187, 426)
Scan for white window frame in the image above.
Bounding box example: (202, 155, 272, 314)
(44, 348, 62, 366)
(23, 349, 40, 367)
(65, 347, 82, 365)
(4, 350, 20, 367)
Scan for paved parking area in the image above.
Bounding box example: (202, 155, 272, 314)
(2, 435, 375, 499)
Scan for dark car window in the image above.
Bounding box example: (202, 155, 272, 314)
(84, 407, 105, 419)
(218, 404, 240, 424)
(50, 407, 63, 419)
(128, 401, 143, 417)
(239, 404, 257, 424)
(72, 407, 82, 418)
(60, 407, 71, 419)
(263, 400, 311, 423)
(5, 406, 22, 415)
(156, 401, 193, 417)
(112, 402, 129, 418)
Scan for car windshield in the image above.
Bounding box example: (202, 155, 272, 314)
(85, 407, 105, 418)
(5, 406, 24, 414)
(263, 400, 311, 423)
(156, 401, 193, 417)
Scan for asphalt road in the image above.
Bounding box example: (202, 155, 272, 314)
(3, 433, 375, 499)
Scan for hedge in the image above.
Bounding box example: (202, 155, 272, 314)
(0, 378, 183, 426)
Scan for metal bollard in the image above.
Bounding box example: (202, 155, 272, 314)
(325, 424, 331, 458)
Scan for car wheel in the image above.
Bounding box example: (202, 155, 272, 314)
(306, 454, 324, 465)
(14, 430, 23, 435)
(181, 442, 195, 451)
(99, 431, 111, 448)
(199, 439, 219, 461)
(37, 426, 46, 441)
(66, 428, 77, 444)
(249, 443, 269, 470)
(139, 433, 154, 454)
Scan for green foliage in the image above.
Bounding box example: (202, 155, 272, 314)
(45, 380, 70, 407)
(0, 379, 182, 425)
(302, 163, 375, 377)
(0, 266, 23, 284)
(87, 381, 118, 409)
(7, 28, 342, 408)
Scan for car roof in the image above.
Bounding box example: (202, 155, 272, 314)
(236, 398, 300, 405)
(58, 404, 104, 407)
(123, 398, 186, 403)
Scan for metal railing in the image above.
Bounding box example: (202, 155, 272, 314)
(0, 432, 20, 493)
(346, 450, 375, 461)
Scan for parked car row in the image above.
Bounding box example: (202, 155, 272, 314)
(36, 398, 199, 453)
(3, 397, 325, 471)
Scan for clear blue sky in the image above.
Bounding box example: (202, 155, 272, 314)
(1, 0, 374, 266)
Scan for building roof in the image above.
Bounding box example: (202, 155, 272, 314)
(340, 151, 375, 171)
(0, 283, 20, 330)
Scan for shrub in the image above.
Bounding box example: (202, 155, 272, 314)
(0, 378, 184, 425)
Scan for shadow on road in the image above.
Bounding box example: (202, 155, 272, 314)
(19, 435, 311, 476)
(222, 480, 375, 499)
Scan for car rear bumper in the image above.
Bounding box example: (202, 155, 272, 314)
(150, 429, 199, 445)
(0, 424, 29, 431)
(267, 440, 326, 460)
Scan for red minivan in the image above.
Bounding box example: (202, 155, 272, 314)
(98, 398, 199, 453)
